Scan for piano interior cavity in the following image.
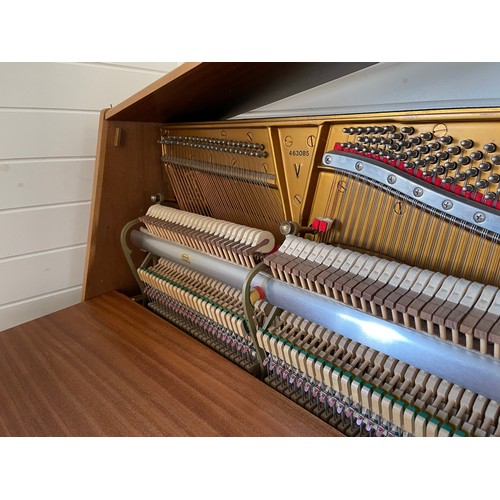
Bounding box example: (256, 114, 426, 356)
(123, 108, 500, 437)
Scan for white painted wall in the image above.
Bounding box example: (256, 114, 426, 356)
(0, 62, 177, 331)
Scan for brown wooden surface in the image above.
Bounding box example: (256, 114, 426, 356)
(105, 62, 374, 123)
(82, 115, 166, 301)
(0, 291, 341, 437)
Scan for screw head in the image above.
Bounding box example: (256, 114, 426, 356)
(474, 212, 486, 223)
(150, 193, 164, 203)
(355, 161, 364, 171)
(280, 221, 291, 234)
(387, 174, 397, 184)
(413, 187, 424, 197)
(442, 200, 453, 210)
(324, 155, 332, 164)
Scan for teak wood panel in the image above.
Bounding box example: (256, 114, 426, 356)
(105, 62, 373, 123)
(83, 112, 166, 300)
(104, 62, 301, 122)
(0, 291, 340, 437)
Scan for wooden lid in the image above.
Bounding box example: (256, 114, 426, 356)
(105, 62, 373, 123)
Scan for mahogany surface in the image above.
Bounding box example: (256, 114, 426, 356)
(0, 291, 341, 437)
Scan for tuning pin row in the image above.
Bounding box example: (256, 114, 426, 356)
(160, 135, 268, 157)
(337, 125, 500, 206)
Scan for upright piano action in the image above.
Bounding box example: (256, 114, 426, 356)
(122, 106, 500, 437)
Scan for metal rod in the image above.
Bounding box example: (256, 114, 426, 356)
(131, 228, 248, 289)
(131, 228, 500, 402)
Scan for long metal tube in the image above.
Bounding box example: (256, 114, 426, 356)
(131, 228, 500, 402)
(132, 228, 249, 288)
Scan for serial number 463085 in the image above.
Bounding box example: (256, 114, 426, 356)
(288, 150, 310, 156)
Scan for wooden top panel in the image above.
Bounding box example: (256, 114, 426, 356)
(0, 291, 340, 437)
(105, 62, 374, 123)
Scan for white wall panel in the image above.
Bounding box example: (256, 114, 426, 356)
(94, 62, 178, 73)
(0, 62, 176, 111)
(0, 62, 175, 331)
(0, 158, 94, 210)
(0, 110, 99, 160)
(0, 287, 82, 332)
(0, 246, 87, 306)
(0, 203, 90, 258)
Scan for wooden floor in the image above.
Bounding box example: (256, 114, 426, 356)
(0, 291, 341, 437)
